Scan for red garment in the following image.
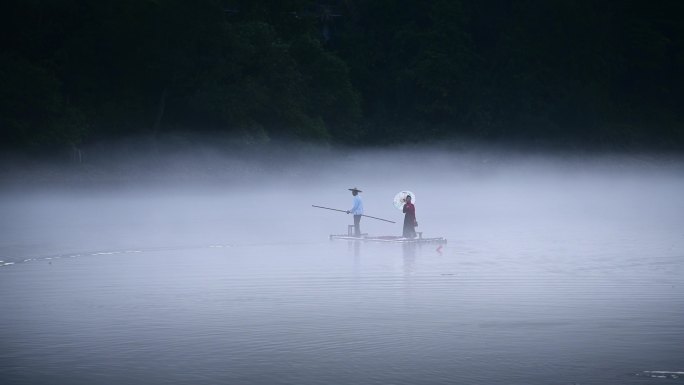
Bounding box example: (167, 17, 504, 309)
(402, 202, 417, 238)
(403, 203, 416, 221)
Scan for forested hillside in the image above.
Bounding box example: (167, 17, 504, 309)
(2, 0, 683, 153)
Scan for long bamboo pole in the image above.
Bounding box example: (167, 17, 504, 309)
(312, 205, 396, 223)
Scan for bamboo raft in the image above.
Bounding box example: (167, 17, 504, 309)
(330, 225, 447, 244)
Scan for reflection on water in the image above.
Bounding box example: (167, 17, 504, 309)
(343, 240, 419, 275)
(402, 243, 416, 274)
(347, 239, 361, 258)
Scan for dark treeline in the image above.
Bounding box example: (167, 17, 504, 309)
(2, 0, 683, 155)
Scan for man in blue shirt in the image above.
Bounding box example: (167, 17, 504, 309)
(346, 187, 364, 237)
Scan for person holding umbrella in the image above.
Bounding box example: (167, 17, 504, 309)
(346, 187, 364, 237)
(402, 194, 417, 238)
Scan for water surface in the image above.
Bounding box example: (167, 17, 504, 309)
(1, 153, 683, 384)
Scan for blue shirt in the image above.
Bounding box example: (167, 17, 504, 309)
(350, 195, 364, 215)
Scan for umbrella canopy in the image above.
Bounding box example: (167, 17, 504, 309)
(393, 190, 415, 211)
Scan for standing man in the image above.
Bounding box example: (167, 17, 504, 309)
(346, 187, 364, 237)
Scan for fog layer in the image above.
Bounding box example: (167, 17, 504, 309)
(1, 147, 682, 265)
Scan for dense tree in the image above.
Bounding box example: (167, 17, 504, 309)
(1, 0, 683, 153)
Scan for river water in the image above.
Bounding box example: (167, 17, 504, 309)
(1, 152, 683, 384)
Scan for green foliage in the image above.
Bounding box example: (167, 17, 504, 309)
(290, 35, 361, 140)
(0, 53, 72, 148)
(1, 0, 683, 152)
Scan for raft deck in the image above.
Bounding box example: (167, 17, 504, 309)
(330, 225, 447, 244)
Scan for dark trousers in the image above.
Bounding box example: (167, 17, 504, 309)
(353, 215, 362, 236)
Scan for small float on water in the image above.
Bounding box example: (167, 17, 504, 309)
(330, 225, 447, 244)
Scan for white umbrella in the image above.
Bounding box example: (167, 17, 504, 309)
(393, 190, 415, 211)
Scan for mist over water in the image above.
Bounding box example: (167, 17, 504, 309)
(1, 145, 683, 384)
